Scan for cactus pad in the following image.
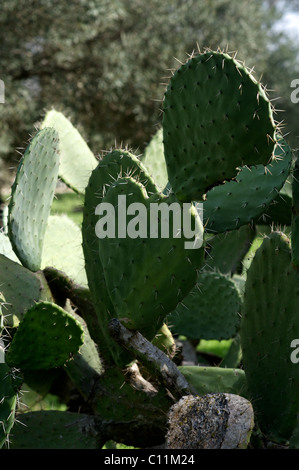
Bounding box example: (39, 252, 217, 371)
(8, 128, 60, 272)
(0, 363, 18, 448)
(41, 109, 98, 194)
(162, 51, 276, 202)
(0, 254, 44, 327)
(82, 149, 159, 363)
(98, 176, 204, 340)
(241, 232, 299, 441)
(168, 271, 241, 341)
(6, 302, 84, 370)
(9, 411, 101, 449)
(142, 128, 168, 191)
(203, 136, 292, 233)
(41, 214, 88, 287)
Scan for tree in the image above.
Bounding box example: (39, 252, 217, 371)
(0, 0, 298, 184)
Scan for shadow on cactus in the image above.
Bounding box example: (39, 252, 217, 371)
(0, 48, 296, 449)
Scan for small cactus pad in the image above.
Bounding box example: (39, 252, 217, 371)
(41, 109, 98, 194)
(203, 136, 292, 233)
(167, 271, 241, 341)
(98, 176, 204, 340)
(41, 214, 88, 287)
(0, 254, 44, 327)
(166, 393, 254, 449)
(0, 363, 18, 448)
(205, 225, 256, 275)
(6, 302, 84, 370)
(179, 366, 247, 397)
(0, 231, 20, 263)
(142, 128, 168, 191)
(8, 128, 60, 272)
(241, 232, 299, 441)
(162, 51, 276, 202)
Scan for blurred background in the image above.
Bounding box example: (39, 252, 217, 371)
(0, 0, 299, 190)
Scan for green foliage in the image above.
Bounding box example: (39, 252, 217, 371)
(1, 0, 298, 182)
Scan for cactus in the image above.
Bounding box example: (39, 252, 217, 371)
(41, 214, 88, 287)
(162, 51, 276, 202)
(98, 176, 204, 340)
(203, 135, 292, 233)
(240, 231, 299, 442)
(167, 271, 241, 341)
(1, 48, 297, 449)
(141, 128, 168, 191)
(8, 128, 60, 272)
(0, 254, 52, 327)
(6, 302, 84, 370)
(0, 363, 18, 448)
(40, 109, 98, 194)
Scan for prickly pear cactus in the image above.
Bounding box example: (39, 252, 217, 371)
(203, 136, 292, 233)
(241, 232, 299, 442)
(162, 51, 276, 202)
(8, 128, 60, 272)
(6, 302, 84, 370)
(1, 48, 296, 450)
(0, 363, 18, 448)
(41, 109, 98, 194)
(98, 176, 204, 340)
(167, 271, 241, 341)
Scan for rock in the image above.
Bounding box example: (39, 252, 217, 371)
(166, 393, 254, 449)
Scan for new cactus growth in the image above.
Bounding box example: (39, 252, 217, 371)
(0, 49, 297, 449)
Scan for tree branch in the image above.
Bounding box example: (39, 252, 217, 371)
(108, 318, 195, 399)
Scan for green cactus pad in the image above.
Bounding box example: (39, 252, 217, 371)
(179, 366, 247, 397)
(241, 231, 299, 441)
(167, 271, 241, 341)
(41, 109, 98, 194)
(142, 128, 168, 191)
(63, 310, 103, 401)
(8, 128, 60, 272)
(0, 231, 20, 263)
(98, 176, 204, 340)
(206, 225, 256, 275)
(6, 301, 84, 370)
(162, 51, 276, 202)
(0, 254, 45, 327)
(82, 149, 159, 364)
(41, 214, 88, 287)
(203, 136, 292, 233)
(0, 363, 18, 448)
(9, 410, 102, 449)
